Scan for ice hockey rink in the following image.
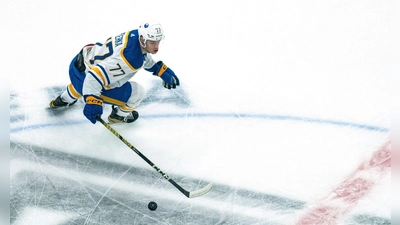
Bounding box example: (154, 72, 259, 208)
(8, 0, 393, 224)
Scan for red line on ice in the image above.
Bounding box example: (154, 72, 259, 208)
(296, 140, 391, 225)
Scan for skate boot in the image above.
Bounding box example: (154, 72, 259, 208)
(108, 106, 139, 123)
(49, 95, 77, 108)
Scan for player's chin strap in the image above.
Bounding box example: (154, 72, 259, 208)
(96, 116, 213, 198)
(139, 39, 152, 53)
(139, 36, 147, 48)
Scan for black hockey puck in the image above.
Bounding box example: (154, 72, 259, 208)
(148, 201, 157, 211)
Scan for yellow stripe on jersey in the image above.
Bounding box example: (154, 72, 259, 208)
(90, 66, 112, 89)
(100, 95, 135, 111)
(120, 31, 142, 72)
(67, 83, 82, 98)
(91, 67, 107, 86)
(89, 66, 111, 90)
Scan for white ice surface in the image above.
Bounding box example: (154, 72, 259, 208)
(7, 0, 393, 224)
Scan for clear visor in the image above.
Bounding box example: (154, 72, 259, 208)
(145, 33, 165, 41)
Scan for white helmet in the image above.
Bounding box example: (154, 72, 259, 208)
(138, 21, 165, 42)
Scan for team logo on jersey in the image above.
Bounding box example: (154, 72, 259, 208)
(115, 32, 125, 47)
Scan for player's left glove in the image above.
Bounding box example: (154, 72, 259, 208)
(146, 61, 180, 89)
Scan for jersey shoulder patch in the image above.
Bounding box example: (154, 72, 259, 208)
(121, 30, 144, 70)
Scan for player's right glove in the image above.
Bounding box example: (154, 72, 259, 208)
(162, 74, 179, 89)
(83, 95, 103, 124)
(146, 61, 180, 89)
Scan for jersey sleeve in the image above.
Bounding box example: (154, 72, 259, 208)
(143, 54, 156, 69)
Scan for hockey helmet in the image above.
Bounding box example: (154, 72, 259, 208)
(138, 21, 165, 42)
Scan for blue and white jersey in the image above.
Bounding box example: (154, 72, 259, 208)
(81, 29, 156, 96)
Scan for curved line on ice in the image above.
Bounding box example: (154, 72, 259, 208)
(142, 113, 389, 132)
(10, 113, 389, 133)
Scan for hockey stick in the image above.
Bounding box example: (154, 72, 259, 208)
(96, 116, 212, 198)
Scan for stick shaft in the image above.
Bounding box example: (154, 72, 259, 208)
(97, 117, 193, 197)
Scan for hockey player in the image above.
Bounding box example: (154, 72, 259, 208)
(49, 21, 179, 124)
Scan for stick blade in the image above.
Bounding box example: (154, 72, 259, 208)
(188, 183, 213, 198)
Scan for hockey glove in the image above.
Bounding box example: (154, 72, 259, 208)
(83, 95, 103, 124)
(146, 61, 180, 89)
(162, 74, 180, 89)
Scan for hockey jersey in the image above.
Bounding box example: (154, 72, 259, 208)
(80, 29, 156, 97)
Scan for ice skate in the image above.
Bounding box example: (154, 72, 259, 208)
(108, 106, 139, 123)
(49, 95, 77, 109)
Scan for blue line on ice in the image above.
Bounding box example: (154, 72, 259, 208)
(10, 113, 389, 134)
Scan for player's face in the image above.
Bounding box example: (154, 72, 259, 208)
(145, 40, 160, 54)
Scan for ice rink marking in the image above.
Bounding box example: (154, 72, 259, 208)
(10, 113, 389, 134)
(295, 140, 391, 224)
